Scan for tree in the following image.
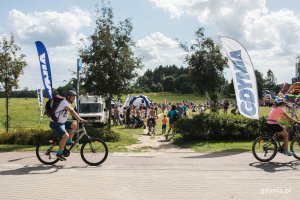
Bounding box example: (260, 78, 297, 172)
(79, 2, 142, 131)
(162, 76, 175, 92)
(174, 74, 192, 93)
(182, 28, 227, 111)
(0, 34, 27, 132)
(265, 69, 277, 91)
(255, 70, 265, 98)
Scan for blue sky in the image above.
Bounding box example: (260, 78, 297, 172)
(0, 0, 300, 90)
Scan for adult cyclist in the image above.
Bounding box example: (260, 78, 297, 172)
(266, 98, 299, 156)
(49, 90, 86, 161)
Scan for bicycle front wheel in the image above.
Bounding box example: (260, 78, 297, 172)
(290, 137, 300, 160)
(36, 142, 59, 165)
(80, 138, 108, 166)
(252, 136, 277, 162)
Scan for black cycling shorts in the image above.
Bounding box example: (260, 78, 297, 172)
(266, 123, 284, 133)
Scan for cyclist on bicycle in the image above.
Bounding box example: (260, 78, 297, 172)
(147, 106, 156, 133)
(266, 98, 299, 156)
(49, 90, 86, 161)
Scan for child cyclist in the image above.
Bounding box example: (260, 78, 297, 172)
(266, 98, 299, 156)
(162, 115, 168, 135)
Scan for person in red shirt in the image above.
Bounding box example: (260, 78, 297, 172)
(162, 115, 168, 135)
(267, 98, 299, 156)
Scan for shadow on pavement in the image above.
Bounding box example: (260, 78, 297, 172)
(249, 160, 300, 173)
(0, 164, 90, 176)
(8, 156, 36, 162)
(182, 149, 247, 158)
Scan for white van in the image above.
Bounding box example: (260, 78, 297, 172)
(78, 95, 106, 127)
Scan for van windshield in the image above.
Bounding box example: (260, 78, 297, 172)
(79, 103, 102, 113)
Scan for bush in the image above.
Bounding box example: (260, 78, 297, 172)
(0, 126, 120, 145)
(0, 128, 53, 145)
(176, 113, 267, 141)
(85, 125, 120, 142)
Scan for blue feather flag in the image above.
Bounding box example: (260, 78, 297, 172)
(35, 41, 53, 99)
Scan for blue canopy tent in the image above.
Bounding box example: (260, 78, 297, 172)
(129, 95, 152, 107)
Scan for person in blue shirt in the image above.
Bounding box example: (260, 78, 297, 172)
(165, 105, 179, 140)
(182, 103, 187, 117)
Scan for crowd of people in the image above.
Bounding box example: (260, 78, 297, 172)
(104, 99, 242, 140)
(104, 102, 190, 139)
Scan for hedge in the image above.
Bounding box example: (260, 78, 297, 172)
(0, 126, 120, 145)
(175, 113, 269, 141)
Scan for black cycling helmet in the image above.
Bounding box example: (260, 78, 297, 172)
(65, 90, 77, 97)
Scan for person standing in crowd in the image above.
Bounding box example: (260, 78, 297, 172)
(125, 106, 131, 128)
(113, 106, 120, 125)
(176, 102, 183, 117)
(223, 99, 229, 114)
(199, 104, 205, 114)
(291, 102, 298, 120)
(165, 105, 179, 140)
(161, 114, 168, 135)
(182, 103, 187, 117)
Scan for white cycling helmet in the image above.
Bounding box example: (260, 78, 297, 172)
(274, 98, 284, 105)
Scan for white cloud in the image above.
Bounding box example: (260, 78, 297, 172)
(149, 0, 300, 83)
(136, 32, 186, 68)
(6, 8, 92, 90)
(8, 7, 91, 47)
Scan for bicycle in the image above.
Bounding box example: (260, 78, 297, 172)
(252, 122, 300, 162)
(36, 123, 108, 166)
(147, 119, 155, 135)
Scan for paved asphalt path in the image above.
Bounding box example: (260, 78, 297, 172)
(0, 151, 300, 200)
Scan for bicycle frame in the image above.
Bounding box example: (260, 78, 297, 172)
(270, 125, 299, 151)
(50, 124, 92, 152)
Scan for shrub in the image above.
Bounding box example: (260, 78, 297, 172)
(85, 125, 120, 142)
(0, 126, 120, 145)
(0, 128, 53, 145)
(176, 113, 267, 141)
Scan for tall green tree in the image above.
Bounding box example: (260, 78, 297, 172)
(182, 28, 227, 111)
(255, 70, 265, 98)
(79, 2, 142, 130)
(265, 69, 277, 91)
(0, 34, 27, 132)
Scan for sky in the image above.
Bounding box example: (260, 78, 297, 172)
(0, 0, 300, 90)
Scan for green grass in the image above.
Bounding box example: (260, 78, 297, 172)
(0, 98, 50, 130)
(174, 138, 252, 152)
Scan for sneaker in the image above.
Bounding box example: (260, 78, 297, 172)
(283, 150, 293, 156)
(56, 154, 67, 161)
(66, 141, 74, 145)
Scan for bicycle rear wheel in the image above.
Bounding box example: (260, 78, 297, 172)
(80, 138, 108, 166)
(252, 136, 277, 162)
(36, 142, 59, 165)
(290, 137, 300, 160)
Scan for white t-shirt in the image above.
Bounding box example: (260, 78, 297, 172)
(51, 99, 70, 123)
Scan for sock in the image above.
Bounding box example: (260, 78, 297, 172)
(67, 138, 73, 144)
(57, 149, 63, 155)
